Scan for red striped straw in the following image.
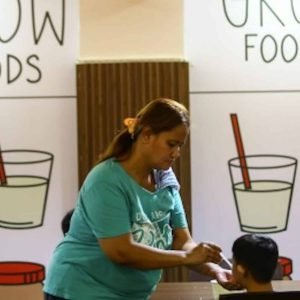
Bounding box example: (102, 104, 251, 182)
(230, 114, 251, 189)
(0, 146, 7, 184)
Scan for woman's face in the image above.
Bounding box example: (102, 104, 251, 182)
(144, 124, 189, 170)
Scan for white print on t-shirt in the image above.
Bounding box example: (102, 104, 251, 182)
(135, 210, 165, 222)
(131, 212, 172, 249)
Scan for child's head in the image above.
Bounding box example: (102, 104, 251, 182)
(61, 209, 74, 236)
(232, 234, 278, 287)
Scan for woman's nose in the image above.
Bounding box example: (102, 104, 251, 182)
(172, 146, 181, 158)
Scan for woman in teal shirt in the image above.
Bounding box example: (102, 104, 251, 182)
(44, 98, 236, 300)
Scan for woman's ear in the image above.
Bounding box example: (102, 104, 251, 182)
(140, 127, 153, 143)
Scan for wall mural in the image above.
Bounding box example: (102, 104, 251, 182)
(0, 149, 53, 229)
(0, 1, 78, 299)
(185, 0, 300, 279)
(228, 113, 296, 279)
(229, 114, 297, 235)
(0, 261, 45, 299)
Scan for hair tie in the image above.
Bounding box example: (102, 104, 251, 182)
(124, 117, 138, 138)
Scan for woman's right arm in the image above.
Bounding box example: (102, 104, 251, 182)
(98, 233, 221, 270)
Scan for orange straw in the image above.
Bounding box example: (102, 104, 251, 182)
(0, 146, 7, 184)
(230, 114, 251, 189)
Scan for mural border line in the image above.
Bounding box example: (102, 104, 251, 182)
(0, 96, 76, 100)
(190, 90, 300, 94)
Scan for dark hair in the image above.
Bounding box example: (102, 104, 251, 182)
(99, 98, 189, 162)
(61, 209, 74, 235)
(232, 234, 278, 283)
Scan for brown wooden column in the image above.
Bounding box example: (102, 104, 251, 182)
(76, 61, 191, 281)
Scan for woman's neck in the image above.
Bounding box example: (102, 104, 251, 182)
(119, 155, 156, 191)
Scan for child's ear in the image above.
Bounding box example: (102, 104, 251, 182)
(237, 264, 246, 276)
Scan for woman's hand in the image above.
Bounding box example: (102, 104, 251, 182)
(185, 242, 222, 265)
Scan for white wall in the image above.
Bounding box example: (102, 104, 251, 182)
(0, 0, 79, 290)
(79, 0, 184, 60)
(1, 1, 184, 296)
(6, 0, 296, 293)
(185, 0, 300, 279)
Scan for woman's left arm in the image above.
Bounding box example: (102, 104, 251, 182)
(172, 228, 239, 290)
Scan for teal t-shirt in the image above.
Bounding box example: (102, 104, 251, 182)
(44, 158, 188, 300)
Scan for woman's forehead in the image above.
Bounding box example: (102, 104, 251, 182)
(158, 125, 189, 139)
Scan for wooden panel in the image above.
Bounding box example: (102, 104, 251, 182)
(76, 61, 190, 281)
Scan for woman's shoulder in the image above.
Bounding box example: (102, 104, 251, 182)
(87, 158, 116, 178)
(82, 158, 125, 188)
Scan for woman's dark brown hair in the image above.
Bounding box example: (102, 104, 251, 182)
(99, 98, 189, 162)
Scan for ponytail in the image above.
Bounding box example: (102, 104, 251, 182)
(98, 129, 133, 163)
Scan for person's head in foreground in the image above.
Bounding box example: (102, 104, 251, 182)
(232, 234, 279, 292)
